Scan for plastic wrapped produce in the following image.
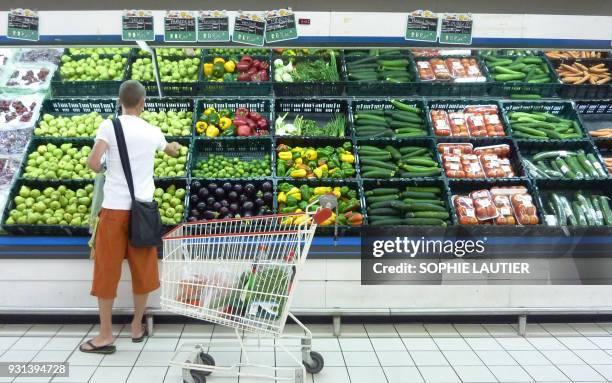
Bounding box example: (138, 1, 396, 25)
(16, 48, 64, 65)
(0, 128, 33, 154)
(0, 95, 43, 129)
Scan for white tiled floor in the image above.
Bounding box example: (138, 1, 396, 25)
(1, 322, 612, 382)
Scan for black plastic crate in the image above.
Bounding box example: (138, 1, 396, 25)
(194, 98, 273, 139)
(2, 179, 94, 236)
(19, 138, 95, 182)
(575, 101, 612, 143)
(276, 178, 363, 234)
(448, 179, 544, 226)
(551, 59, 612, 100)
(198, 55, 272, 96)
(437, 138, 526, 181)
(482, 55, 561, 98)
(154, 137, 192, 180)
(274, 98, 350, 138)
(190, 137, 273, 179)
(127, 98, 195, 139)
(275, 137, 357, 181)
(501, 100, 587, 140)
(126, 55, 200, 96)
(343, 54, 419, 97)
(362, 179, 451, 226)
(534, 178, 612, 227)
(517, 140, 609, 180)
(576, 100, 612, 114)
(414, 56, 488, 97)
(350, 98, 431, 138)
(51, 54, 130, 97)
(426, 99, 511, 139)
(593, 142, 612, 178)
(272, 56, 345, 97)
(356, 138, 442, 181)
(185, 179, 276, 221)
(154, 178, 189, 231)
(34, 98, 117, 138)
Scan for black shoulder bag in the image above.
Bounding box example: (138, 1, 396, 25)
(111, 118, 163, 247)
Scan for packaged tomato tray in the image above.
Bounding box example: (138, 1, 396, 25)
(431, 104, 505, 137)
(453, 186, 539, 226)
(439, 143, 516, 179)
(416, 57, 486, 83)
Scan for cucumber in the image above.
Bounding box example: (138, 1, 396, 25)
(555, 158, 577, 179)
(366, 194, 399, 204)
(399, 146, 425, 154)
(404, 218, 447, 226)
(400, 148, 429, 158)
(576, 193, 597, 226)
(362, 169, 396, 178)
(405, 186, 442, 194)
(405, 211, 450, 219)
(400, 164, 441, 173)
(405, 202, 447, 212)
(355, 119, 389, 127)
(398, 170, 442, 178)
(389, 120, 423, 129)
(359, 145, 387, 152)
(396, 128, 426, 134)
(355, 113, 387, 123)
(390, 100, 421, 114)
(512, 124, 548, 137)
(357, 153, 392, 161)
(577, 151, 599, 178)
(391, 111, 423, 124)
(402, 158, 438, 167)
(360, 158, 397, 171)
(560, 195, 578, 226)
(599, 196, 612, 225)
(368, 218, 405, 226)
(590, 196, 605, 226)
(385, 145, 402, 162)
(565, 156, 586, 179)
(400, 191, 438, 199)
(551, 193, 567, 226)
(396, 132, 427, 138)
(355, 110, 385, 116)
(533, 150, 574, 161)
(368, 208, 402, 216)
(587, 153, 608, 177)
(403, 198, 444, 205)
(572, 201, 588, 226)
(365, 188, 400, 196)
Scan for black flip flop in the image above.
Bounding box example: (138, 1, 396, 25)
(79, 340, 116, 354)
(132, 325, 148, 343)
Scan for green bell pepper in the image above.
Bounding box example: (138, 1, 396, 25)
(212, 62, 225, 77)
(298, 200, 308, 211)
(279, 183, 293, 193)
(300, 185, 312, 201)
(286, 195, 298, 207)
(277, 161, 286, 177)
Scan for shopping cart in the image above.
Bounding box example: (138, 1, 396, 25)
(161, 198, 336, 383)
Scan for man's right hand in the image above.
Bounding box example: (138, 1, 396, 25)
(164, 141, 181, 158)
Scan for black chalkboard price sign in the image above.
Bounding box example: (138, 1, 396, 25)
(233, 14, 266, 46)
(7, 9, 39, 41)
(265, 11, 298, 43)
(439, 16, 473, 45)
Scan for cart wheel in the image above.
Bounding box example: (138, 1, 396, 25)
(197, 352, 215, 376)
(188, 369, 206, 383)
(303, 351, 324, 374)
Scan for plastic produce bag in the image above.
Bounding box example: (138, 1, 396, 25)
(16, 48, 64, 65)
(3, 63, 56, 92)
(0, 127, 32, 155)
(0, 94, 44, 130)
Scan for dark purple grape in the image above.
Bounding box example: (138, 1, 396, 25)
(196, 202, 207, 212)
(219, 206, 229, 216)
(202, 210, 216, 220)
(229, 203, 239, 213)
(208, 183, 218, 193)
(239, 194, 249, 204)
(233, 184, 243, 193)
(198, 187, 209, 200)
(228, 191, 238, 201)
(191, 180, 201, 190)
(261, 181, 272, 192)
(220, 199, 229, 208)
(222, 182, 232, 192)
(190, 194, 199, 206)
(243, 210, 253, 217)
(244, 183, 255, 196)
(263, 191, 273, 203)
(190, 209, 199, 218)
(254, 198, 264, 207)
(215, 187, 225, 198)
(243, 201, 254, 211)
(206, 196, 216, 206)
(212, 202, 221, 211)
(188, 216, 198, 222)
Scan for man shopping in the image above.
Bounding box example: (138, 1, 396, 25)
(80, 80, 180, 354)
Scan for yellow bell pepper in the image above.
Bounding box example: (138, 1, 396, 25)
(293, 214, 311, 226)
(205, 125, 220, 137)
(281, 216, 294, 225)
(294, 158, 303, 165)
(195, 121, 208, 134)
(314, 186, 332, 195)
(277, 192, 287, 204)
(313, 167, 324, 179)
(291, 146, 303, 153)
(219, 117, 232, 130)
(295, 209, 303, 213)
(304, 149, 317, 160)
(321, 212, 337, 226)
(290, 169, 307, 178)
(213, 57, 225, 64)
(341, 153, 355, 163)
(204, 107, 216, 115)
(203, 63, 213, 77)
(332, 187, 341, 198)
(286, 187, 301, 199)
(278, 151, 292, 161)
(224, 60, 236, 73)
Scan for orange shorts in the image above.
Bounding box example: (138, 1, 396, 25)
(91, 208, 160, 299)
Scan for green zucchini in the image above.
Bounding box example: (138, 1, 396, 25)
(551, 193, 567, 226)
(368, 217, 405, 226)
(368, 208, 402, 216)
(390, 100, 421, 114)
(360, 158, 397, 171)
(366, 194, 399, 204)
(402, 158, 438, 167)
(405, 202, 447, 212)
(405, 211, 450, 219)
(572, 201, 588, 226)
(385, 145, 402, 162)
(404, 218, 447, 226)
(403, 198, 444, 205)
(599, 196, 612, 225)
(405, 186, 442, 194)
(365, 188, 400, 196)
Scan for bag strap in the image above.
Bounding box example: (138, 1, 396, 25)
(111, 118, 136, 202)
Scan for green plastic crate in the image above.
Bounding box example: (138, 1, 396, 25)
(344, 54, 419, 97)
(551, 58, 612, 100)
(127, 55, 200, 97)
(272, 56, 345, 97)
(198, 54, 272, 96)
(274, 98, 350, 138)
(51, 54, 130, 97)
(34, 98, 117, 138)
(426, 99, 511, 138)
(415, 56, 488, 97)
(350, 98, 431, 138)
(194, 98, 273, 139)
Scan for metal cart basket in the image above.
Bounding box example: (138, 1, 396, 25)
(161, 202, 334, 383)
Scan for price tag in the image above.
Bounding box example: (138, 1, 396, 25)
(265, 9, 298, 43)
(198, 11, 230, 42)
(164, 11, 196, 42)
(233, 12, 266, 46)
(7, 9, 39, 41)
(122, 10, 155, 41)
(439, 15, 473, 45)
(405, 13, 438, 43)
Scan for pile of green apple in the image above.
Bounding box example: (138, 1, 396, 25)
(130, 57, 199, 82)
(35, 112, 108, 137)
(68, 47, 132, 56)
(154, 144, 188, 178)
(5, 184, 93, 227)
(153, 184, 186, 225)
(59, 54, 127, 81)
(140, 110, 192, 136)
(24, 143, 94, 180)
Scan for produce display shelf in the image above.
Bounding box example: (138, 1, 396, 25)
(343, 54, 419, 97)
(549, 58, 612, 100)
(51, 54, 130, 97)
(198, 54, 272, 96)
